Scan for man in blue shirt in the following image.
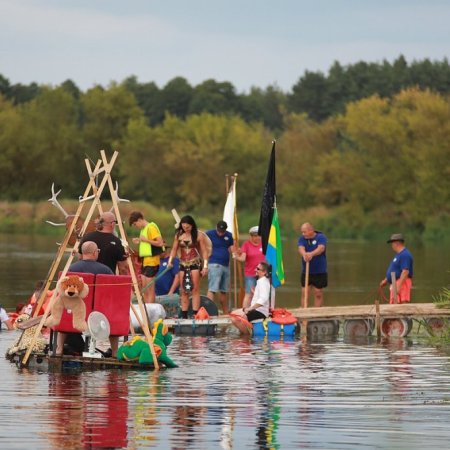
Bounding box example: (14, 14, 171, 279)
(379, 233, 413, 304)
(298, 222, 328, 307)
(155, 247, 180, 296)
(206, 220, 234, 314)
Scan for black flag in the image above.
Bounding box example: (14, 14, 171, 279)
(258, 141, 276, 254)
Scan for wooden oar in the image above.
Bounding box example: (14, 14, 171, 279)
(303, 261, 310, 309)
(302, 261, 310, 336)
(391, 272, 398, 304)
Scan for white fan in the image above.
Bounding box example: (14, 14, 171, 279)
(83, 311, 110, 358)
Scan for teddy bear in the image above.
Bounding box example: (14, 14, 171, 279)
(117, 318, 177, 368)
(6, 313, 48, 357)
(45, 275, 89, 332)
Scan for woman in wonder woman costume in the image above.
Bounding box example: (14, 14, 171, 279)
(168, 215, 209, 318)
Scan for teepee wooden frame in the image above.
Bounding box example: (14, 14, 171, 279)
(21, 150, 159, 369)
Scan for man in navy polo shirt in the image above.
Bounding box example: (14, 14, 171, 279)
(298, 222, 328, 307)
(206, 220, 234, 314)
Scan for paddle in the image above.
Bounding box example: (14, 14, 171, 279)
(303, 261, 310, 308)
(301, 261, 310, 335)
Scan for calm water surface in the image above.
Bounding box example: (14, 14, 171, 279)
(1, 233, 449, 449)
(0, 233, 448, 309)
(1, 332, 450, 449)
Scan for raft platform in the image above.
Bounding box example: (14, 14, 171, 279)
(9, 351, 157, 371)
(290, 302, 450, 320)
(164, 316, 231, 335)
(290, 302, 450, 338)
(162, 303, 450, 337)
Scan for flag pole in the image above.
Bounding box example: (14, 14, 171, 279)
(232, 175, 238, 309)
(232, 174, 244, 309)
(258, 141, 285, 310)
(225, 173, 229, 196)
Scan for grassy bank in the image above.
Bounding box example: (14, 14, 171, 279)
(1, 200, 449, 243)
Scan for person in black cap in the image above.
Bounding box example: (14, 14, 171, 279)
(206, 220, 234, 314)
(379, 233, 414, 304)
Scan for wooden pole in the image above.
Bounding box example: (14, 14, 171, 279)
(301, 261, 310, 336)
(103, 151, 160, 370)
(232, 174, 245, 308)
(375, 300, 381, 339)
(391, 272, 398, 304)
(225, 173, 229, 197)
(22, 155, 109, 365)
(303, 261, 310, 309)
(32, 159, 103, 317)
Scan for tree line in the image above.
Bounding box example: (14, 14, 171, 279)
(1, 55, 449, 130)
(0, 57, 449, 240)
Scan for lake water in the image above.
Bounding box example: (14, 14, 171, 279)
(1, 233, 450, 449)
(0, 233, 448, 310)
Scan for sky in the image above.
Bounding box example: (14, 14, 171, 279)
(1, 0, 449, 93)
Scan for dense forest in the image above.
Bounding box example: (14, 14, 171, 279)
(0, 56, 449, 240)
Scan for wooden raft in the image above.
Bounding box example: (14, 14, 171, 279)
(289, 302, 450, 321)
(10, 352, 156, 371)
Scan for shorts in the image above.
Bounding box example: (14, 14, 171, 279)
(244, 276, 257, 294)
(247, 309, 266, 322)
(208, 264, 230, 293)
(142, 265, 159, 278)
(390, 278, 412, 304)
(301, 272, 328, 289)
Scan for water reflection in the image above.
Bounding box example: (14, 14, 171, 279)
(255, 381, 281, 449)
(1, 233, 449, 310)
(171, 386, 207, 449)
(2, 328, 450, 449)
(45, 371, 129, 449)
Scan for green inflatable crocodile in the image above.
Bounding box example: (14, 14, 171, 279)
(117, 319, 178, 368)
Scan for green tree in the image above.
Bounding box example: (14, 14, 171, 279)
(122, 76, 161, 125)
(288, 71, 330, 121)
(81, 83, 143, 152)
(311, 89, 450, 232)
(239, 85, 286, 131)
(188, 80, 240, 116)
(0, 88, 84, 199)
(278, 113, 337, 208)
(120, 112, 269, 210)
(0, 95, 25, 199)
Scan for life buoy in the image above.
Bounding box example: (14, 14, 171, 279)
(271, 308, 297, 325)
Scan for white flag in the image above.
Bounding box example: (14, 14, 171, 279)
(223, 177, 237, 239)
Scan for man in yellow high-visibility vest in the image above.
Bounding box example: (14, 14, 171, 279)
(129, 211, 164, 303)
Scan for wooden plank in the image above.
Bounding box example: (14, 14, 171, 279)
(289, 303, 450, 320)
(164, 317, 232, 326)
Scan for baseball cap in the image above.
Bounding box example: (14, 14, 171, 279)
(217, 220, 228, 231)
